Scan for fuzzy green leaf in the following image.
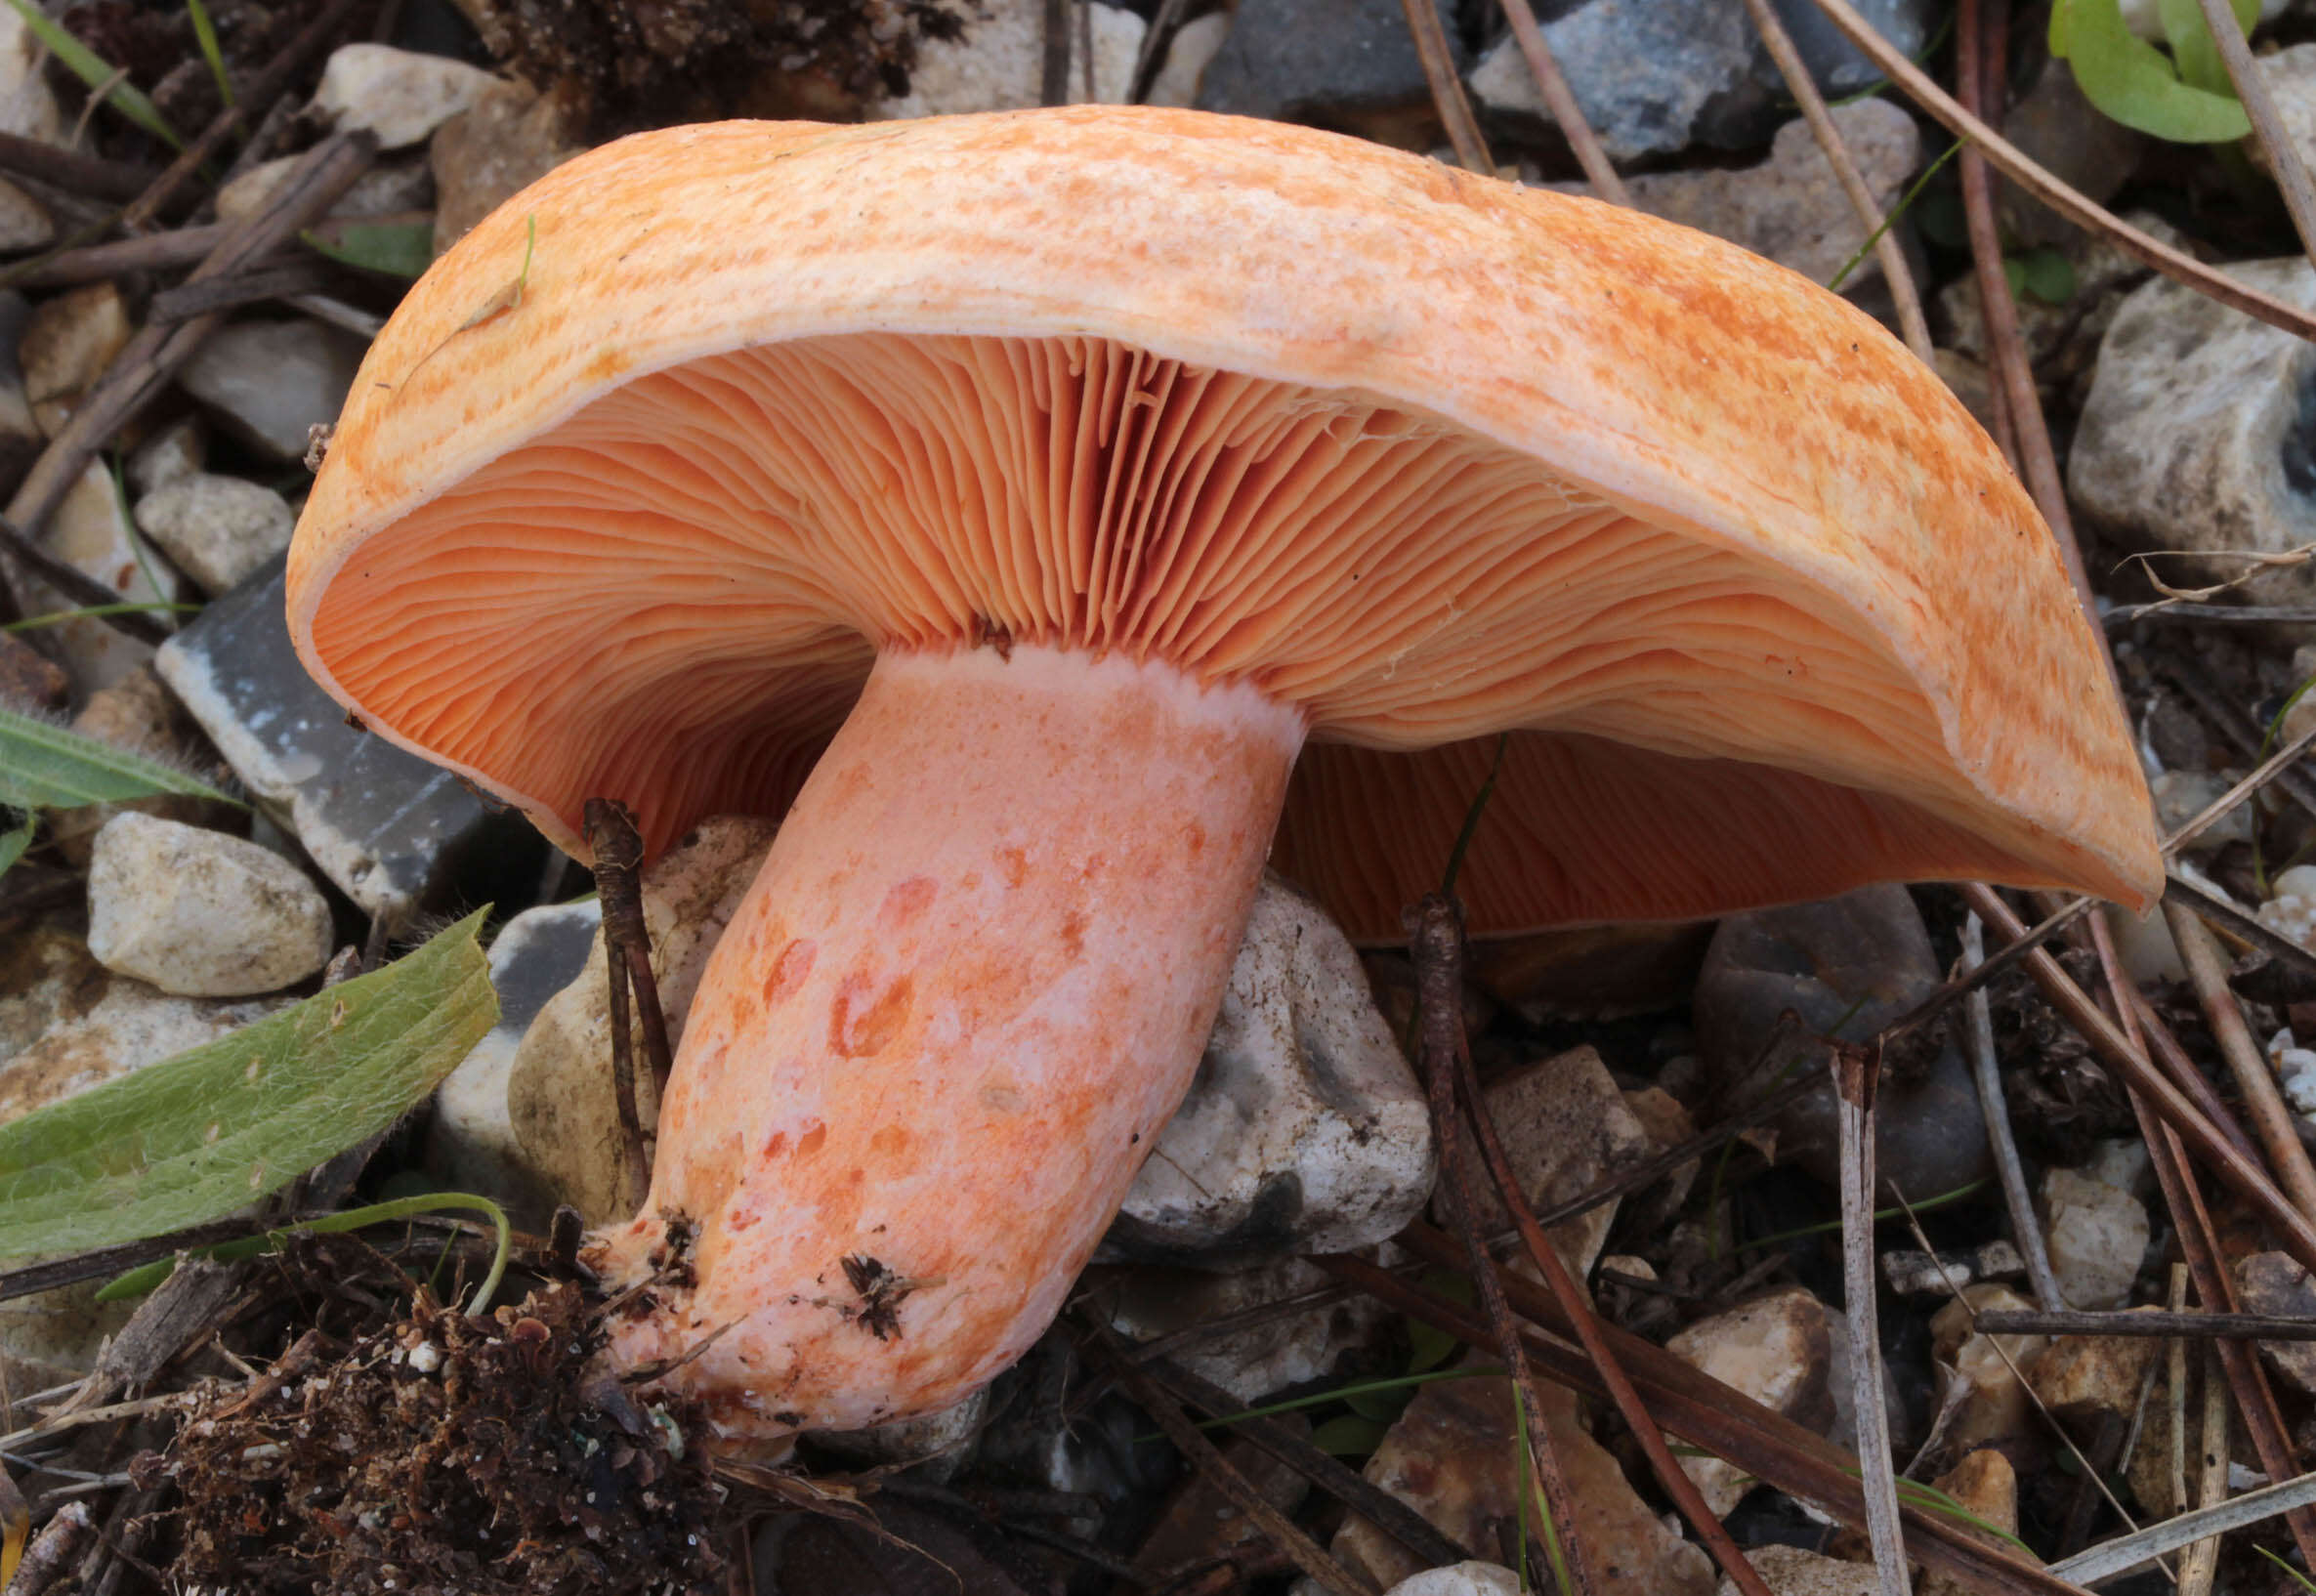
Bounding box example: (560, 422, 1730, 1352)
(302, 220, 433, 280)
(0, 911, 497, 1259)
(0, 705, 239, 812)
(0, 0, 183, 150)
(2051, 0, 2251, 143)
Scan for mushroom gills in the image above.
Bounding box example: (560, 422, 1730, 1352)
(587, 641, 1303, 1437)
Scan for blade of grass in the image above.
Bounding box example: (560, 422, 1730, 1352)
(0, 0, 183, 149)
(186, 0, 232, 107)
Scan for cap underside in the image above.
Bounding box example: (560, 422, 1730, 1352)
(306, 328, 2133, 936)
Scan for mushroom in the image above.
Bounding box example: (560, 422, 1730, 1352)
(286, 108, 2161, 1439)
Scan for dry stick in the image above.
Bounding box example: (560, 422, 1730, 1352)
(1124, 0, 1187, 103)
(1039, 0, 1070, 106)
(1399, 0, 1493, 174)
(0, 515, 170, 645)
(0, 135, 152, 204)
(1832, 1045, 1909, 1596)
(1495, 0, 1626, 202)
(1979, 1307, 2316, 1339)
(2122, 998, 2316, 1571)
(3, 222, 230, 289)
(1961, 884, 2316, 1280)
(2196, 0, 2316, 269)
(0, 131, 374, 597)
(1800, 0, 2316, 343)
(2126, 987, 2262, 1167)
(1447, 1010, 1771, 1595)
(119, 0, 365, 232)
(2166, 902, 2316, 1221)
(1326, 1243, 2098, 1596)
(1959, 914, 2066, 1310)
(586, 798, 656, 1210)
(1739, 0, 1931, 361)
(1089, 1322, 1379, 1596)
(5, 1501, 92, 1596)
(2167, 873, 2316, 988)
(1409, 897, 1600, 1596)
(2177, 1342, 2230, 1596)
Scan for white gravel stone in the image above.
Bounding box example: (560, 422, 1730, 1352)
(1664, 1286, 1834, 1515)
(1385, 1566, 1519, 1596)
(2041, 1167, 2151, 1311)
(1112, 872, 1434, 1261)
(21, 458, 185, 696)
(1445, 1042, 1650, 1277)
(0, 8, 60, 144)
(0, 176, 50, 251)
(871, 0, 1144, 116)
(86, 813, 334, 997)
(1719, 1544, 1879, 1596)
(311, 43, 502, 150)
(1107, 1254, 1389, 1402)
(134, 473, 296, 595)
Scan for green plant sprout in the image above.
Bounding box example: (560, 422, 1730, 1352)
(2049, 0, 2256, 143)
(185, 0, 230, 107)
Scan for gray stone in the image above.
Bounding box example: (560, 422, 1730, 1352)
(1469, 0, 1929, 160)
(422, 898, 602, 1218)
(1942, 210, 2187, 397)
(2071, 257, 2316, 602)
(2256, 45, 2316, 188)
(125, 414, 205, 497)
(20, 458, 187, 697)
(2046, 1157, 2149, 1306)
(1570, 100, 1917, 292)
(133, 473, 296, 595)
(87, 813, 334, 997)
(1106, 1254, 1390, 1403)
(872, 0, 1144, 117)
(2150, 768, 2254, 854)
(176, 317, 366, 462)
(507, 817, 779, 1224)
(1664, 1287, 1834, 1516)
(1107, 873, 1433, 1264)
(1386, 1567, 1519, 1596)
(2235, 1251, 2316, 1396)
(429, 80, 587, 254)
(1721, 1546, 1878, 1596)
(812, 1389, 989, 1477)
(1197, 0, 1461, 127)
(1997, 58, 2147, 248)
(1881, 1239, 2026, 1296)
(153, 555, 547, 919)
(217, 152, 435, 225)
(1695, 885, 1996, 1199)
(312, 42, 502, 150)
(0, 176, 49, 252)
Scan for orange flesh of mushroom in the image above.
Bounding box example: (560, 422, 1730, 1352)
(589, 646, 1301, 1433)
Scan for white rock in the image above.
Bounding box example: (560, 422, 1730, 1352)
(1112, 872, 1433, 1261)
(126, 414, 205, 497)
(311, 43, 502, 150)
(2042, 1167, 2149, 1310)
(2150, 768, 2253, 852)
(0, 7, 60, 144)
(1107, 1254, 1389, 1402)
(133, 473, 296, 595)
(177, 317, 366, 461)
(86, 813, 334, 997)
(2262, 863, 2316, 952)
(424, 899, 601, 1220)
(1929, 1283, 2048, 1451)
(21, 282, 131, 438)
(21, 458, 185, 696)
(1664, 1287, 1834, 1516)
(2104, 901, 2183, 985)
(1145, 12, 1229, 106)
(873, 0, 1144, 117)
(1385, 1565, 1520, 1596)
(508, 817, 779, 1223)
(0, 175, 50, 251)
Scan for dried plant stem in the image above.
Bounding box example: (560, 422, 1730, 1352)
(1959, 914, 2066, 1310)
(1409, 897, 1598, 1596)
(1978, 1307, 2316, 1338)
(1091, 1323, 1379, 1596)
(586, 797, 670, 1209)
(2164, 873, 2316, 988)
(6, 1501, 93, 1596)
(5, 223, 232, 289)
(2166, 902, 2316, 1222)
(1960, 885, 2316, 1278)
(2177, 1342, 2229, 1596)
(1832, 1048, 1909, 1596)
(1449, 1004, 1771, 1595)
(1399, 0, 1493, 173)
(2195, 0, 2316, 269)
(1738, 0, 1930, 359)
(1040, 0, 1070, 105)
(2125, 986, 2261, 1165)
(0, 134, 152, 203)
(1496, 0, 1626, 202)
(1800, 0, 2316, 342)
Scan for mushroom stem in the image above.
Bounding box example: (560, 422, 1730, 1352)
(587, 643, 1304, 1437)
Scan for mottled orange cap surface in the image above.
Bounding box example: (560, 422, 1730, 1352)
(287, 106, 2161, 935)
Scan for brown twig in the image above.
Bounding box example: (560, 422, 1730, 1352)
(1496, 0, 1626, 202)
(1444, 951, 1770, 1593)
(1040, 0, 1070, 106)
(0, 131, 374, 617)
(2167, 901, 2316, 1222)
(1801, 0, 2316, 342)
(1088, 1321, 1379, 1596)
(2164, 872, 2316, 988)
(1326, 1240, 2100, 1596)
(585, 797, 661, 1210)
(2124, 986, 2262, 1166)
(1, 223, 230, 289)
(120, 0, 366, 232)
(1739, 0, 1931, 359)
(1977, 1308, 2316, 1339)
(1832, 1042, 1909, 1596)
(1400, 0, 1493, 173)
(1962, 884, 2316, 1279)
(0, 135, 153, 204)
(149, 258, 334, 325)
(1407, 896, 1598, 1596)
(1125, 0, 1187, 103)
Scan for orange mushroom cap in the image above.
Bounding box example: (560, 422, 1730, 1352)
(288, 108, 2157, 935)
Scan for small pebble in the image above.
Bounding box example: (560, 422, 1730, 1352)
(87, 813, 334, 997)
(134, 473, 297, 596)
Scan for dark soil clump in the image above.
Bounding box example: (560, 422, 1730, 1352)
(145, 1281, 726, 1595)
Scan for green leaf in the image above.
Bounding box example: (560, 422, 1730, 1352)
(0, 705, 240, 812)
(0, 911, 498, 1259)
(2156, 0, 2258, 96)
(302, 219, 434, 280)
(185, 0, 231, 107)
(2017, 246, 2079, 305)
(0, 813, 28, 879)
(0, 0, 183, 150)
(1309, 1415, 1391, 1457)
(2050, 0, 2251, 143)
